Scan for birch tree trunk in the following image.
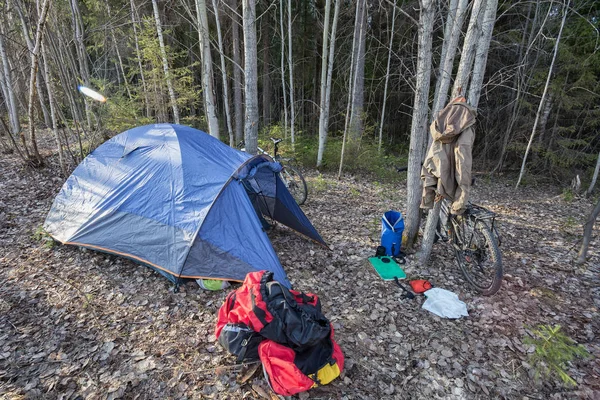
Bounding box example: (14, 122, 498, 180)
(261, 15, 271, 126)
(317, 0, 340, 168)
(451, 0, 486, 99)
(230, 0, 244, 144)
(242, 0, 259, 155)
(279, 0, 288, 139)
(404, 0, 435, 248)
(196, 0, 219, 138)
(13, 0, 52, 128)
(317, 0, 332, 165)
(151, 0, 180, 124)
(0, 24, 21, 140)
(516, 0, 568, 189)
(212, 0, 234, 146)
(338, 0, 361, 179)
(586, 151, 600, 197)
(26, 0, 52, 164)
(130, 0, 150, 116)
(432, 0, 468, 115)
(286, 0, 295, 147)
(41, 40, 66, 176)
(467, 0, 498, 109)
(377, 0, 397, 153)
(348, 0, 367, 142)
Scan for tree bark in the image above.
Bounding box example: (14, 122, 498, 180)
(151, 0, 180, 124)
(41, 40, 66, 176)
(586, 151, 600, 197)
(278, 0, 288, 139)
(130, 0, 151, 116)
(26, 0, 53, 164)
(242, 0, 259, 155)
(212, 0, 234, 146)
(230, 0, 244, 144)
(432, 0, 468, 116)
(287, 0, 295, 147)
(467, 0, 498, 109)
(0, 23, 21, 141)
(576, 198, 600, 264)
(196, 0, 220, 138)
(317, 0, 340, 168)
(348, 0, 367, 142)
(451, 0, 486, 99)
(378, 0, 397, 153)
(404, 0, 435, 248)
(261, 13, 271, 127)
(516, 0, 568, 189)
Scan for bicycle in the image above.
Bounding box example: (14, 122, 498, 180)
(240, 138, 308, 205)
(435, 199, 503, 296)
(397, 166, 503, 295)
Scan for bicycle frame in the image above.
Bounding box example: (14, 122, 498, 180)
(440, 200, 502, 248)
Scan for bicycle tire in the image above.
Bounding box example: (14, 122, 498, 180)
(451, 217, 503, 296)
(280, 165, 308, 205)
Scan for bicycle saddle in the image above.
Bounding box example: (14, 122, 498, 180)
(270, 137, 283, 144)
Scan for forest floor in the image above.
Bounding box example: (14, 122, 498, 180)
(1, 136, 599, 400)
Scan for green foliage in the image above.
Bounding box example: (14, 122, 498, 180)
(523, 325, 589, 387)
(307, 173, 329, 194)
(562, 188, 574, 202)
(32, 226, 55, 249)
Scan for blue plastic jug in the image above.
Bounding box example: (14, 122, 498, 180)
(381, 210, 404, 257)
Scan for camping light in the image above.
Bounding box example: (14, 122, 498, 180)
(77, 85, 107, 103)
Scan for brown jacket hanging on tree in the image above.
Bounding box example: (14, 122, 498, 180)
(421, 97, 476, 214)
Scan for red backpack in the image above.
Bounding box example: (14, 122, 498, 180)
(215, 271, 344, 395)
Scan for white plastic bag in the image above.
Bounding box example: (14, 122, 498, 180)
(422, 288, 468, 319)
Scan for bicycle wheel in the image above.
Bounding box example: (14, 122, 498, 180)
(450, 216, 503, 296)
(280, 165, 308, 205)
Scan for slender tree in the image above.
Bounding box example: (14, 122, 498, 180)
(130, 0, 151, 116)
(230, 0, 244, 144)
(151, 0, 180, 123)
(0, 23, 20, 143)
(243, 0, 259, 155)
(404, 0, 435, 248)
(287, 0, 295, 147)
(516, 0, 569, 188)
(196, 0, 219, 138)
(378, 0, 398, 153)
(586, 151, 600, 197)
(317, 0, 341, 167)
(212, 0, 234, 146)
(576, 198, 600, 264)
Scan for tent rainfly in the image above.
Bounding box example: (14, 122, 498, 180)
(44, 124, 326, 288)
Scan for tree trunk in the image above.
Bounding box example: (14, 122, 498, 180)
(586, 151, 600, 197)
(230, 0, 244, 144)
(317, 0, 340, 168)
(242, 0, 259, 155)
(196, 0, 220, 138)
(278, 0, 289, 140)
(151, 0, 180, 124)
(287, 0, 295, 147)
(317, 0, 332, 165)
(212, 0, 234, 146)
(13, 0, 52, 128)
(432, 0, 468, 116)
(576, 198, 600, 264)
(130, 0, 151, 116)
(467, 0, 498, 109)
(419, 199, 441, 265)
(516, 0, 568, 188)
(0, 24, 21, 141)
(404, 0, 435, 248)
(378, 0, 397, 153)
(26, 0, 53, 164)
(41, 40, 66, 176)
(261, 14, 271, 127)
(348, 0, 367, 142)
(451, 0, 486, 99)
(338, 0, 362, 179)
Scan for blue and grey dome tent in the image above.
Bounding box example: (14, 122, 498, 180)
(44, 124, 326, 288)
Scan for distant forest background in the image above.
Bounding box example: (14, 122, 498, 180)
(0, 0, 598, 187)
